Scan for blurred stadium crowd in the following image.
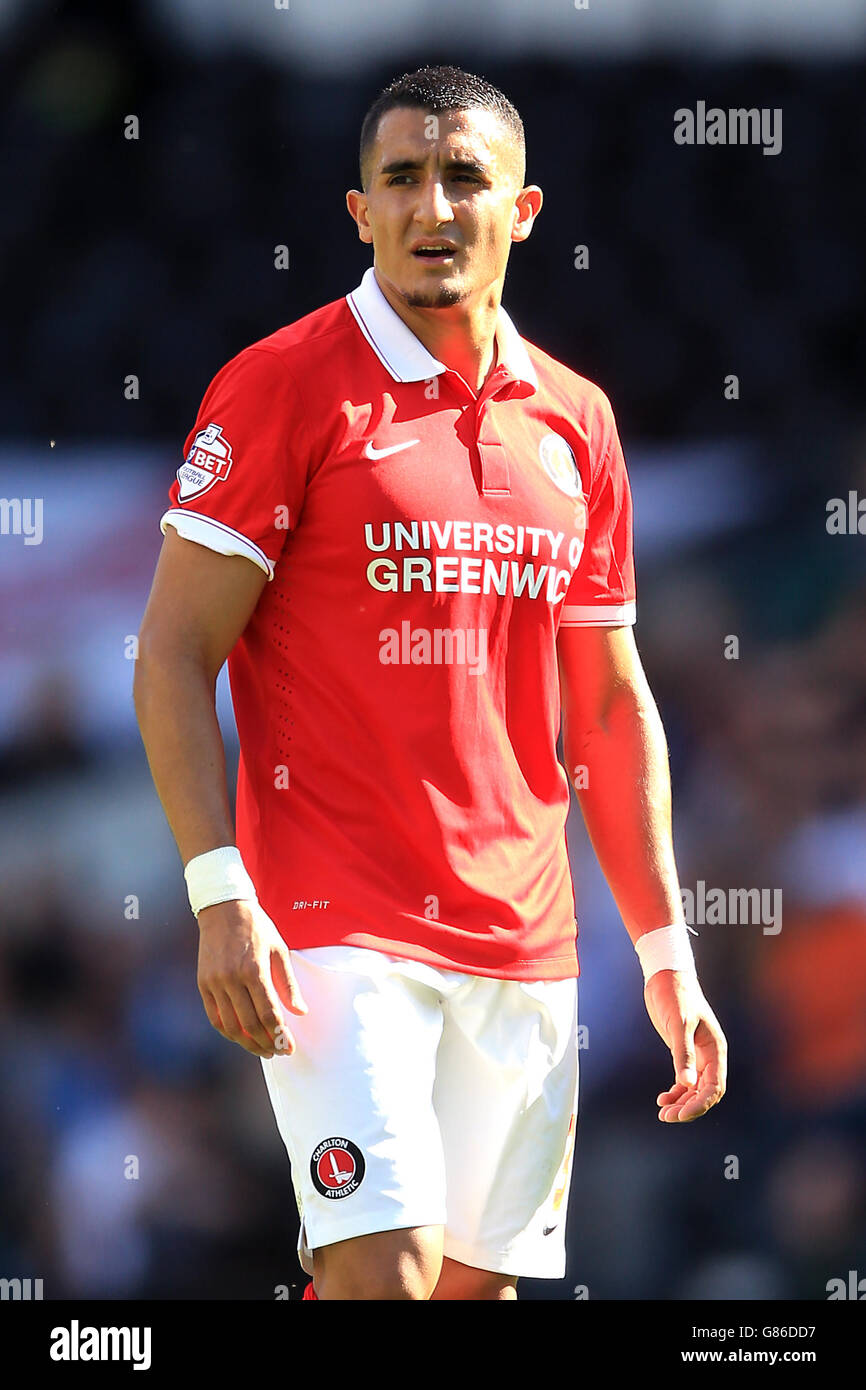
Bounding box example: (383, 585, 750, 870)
(0, 2, 865, 1299)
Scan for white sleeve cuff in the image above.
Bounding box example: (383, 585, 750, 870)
(160, 509, 275, 580)
(559, 601, 636, 627)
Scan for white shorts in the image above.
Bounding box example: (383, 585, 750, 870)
(260, 944, 579, 1281)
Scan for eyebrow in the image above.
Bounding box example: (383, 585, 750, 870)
(378, 157, 490, 179)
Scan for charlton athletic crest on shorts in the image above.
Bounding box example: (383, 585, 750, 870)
(177, 422, 233, 502)
(538, 432, 582, 499)
(310, 1137, 366, 1199)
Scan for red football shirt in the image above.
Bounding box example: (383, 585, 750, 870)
(160, 267, 636, 979)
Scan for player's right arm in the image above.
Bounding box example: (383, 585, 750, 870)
(133, 526, 308, 1059)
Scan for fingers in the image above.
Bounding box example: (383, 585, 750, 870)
(662, 1020, 727, 1121)
(646, 975, 728, 1122)
(196, 902, 309, 1057)
(234, 983, 283, 1056)
(210, 987, 276, 1057)
(656, 1081, 688, 1105)
(658, 1054, 726, 1122)
(670, 1015, 698, 1090)
(658, 1077, 725, 1122)
(200, 988, 224, 1036)
(244, 975, 300, 1056)
(272, 948, 309, 1016)
(702, 1019, 729, 1097)
(199, 976, 298, 1058)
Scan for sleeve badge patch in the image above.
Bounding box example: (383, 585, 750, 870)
(539, 433, 583, 499)
(177, 422, 234, 501)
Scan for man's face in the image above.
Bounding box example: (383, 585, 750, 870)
(348, 105, 537, 310)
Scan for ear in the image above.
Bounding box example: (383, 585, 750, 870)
(346, 189, 373, 245)
(511, 185, 543, 244)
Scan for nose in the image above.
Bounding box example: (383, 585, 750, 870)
(413, 175, 455, 230)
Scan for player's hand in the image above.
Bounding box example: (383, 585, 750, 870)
(643, 970, 727, 1122)
(196, 898, 308, 1058)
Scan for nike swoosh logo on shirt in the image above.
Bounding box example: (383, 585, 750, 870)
(364, 439, 420, 459)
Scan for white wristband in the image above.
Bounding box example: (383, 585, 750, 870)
(184, 846, 258, 918)
(634, 924, 697, 984)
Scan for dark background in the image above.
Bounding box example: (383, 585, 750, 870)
(0, 0, 864, 1299)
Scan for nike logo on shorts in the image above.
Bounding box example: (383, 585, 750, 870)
(543, 1225, 558, 1236)
(364, 439, 419, 459)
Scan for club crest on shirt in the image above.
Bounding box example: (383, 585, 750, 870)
(310, 1137, 366, 1200)
(538, 433, 582, 499)
(177, 422, 234, 501)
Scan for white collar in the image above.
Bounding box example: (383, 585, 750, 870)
(346, 265, 537, 390)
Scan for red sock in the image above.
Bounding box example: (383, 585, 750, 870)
(302, 1280, 318, 1300)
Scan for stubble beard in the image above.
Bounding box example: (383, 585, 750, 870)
(401, 283, 464, 309)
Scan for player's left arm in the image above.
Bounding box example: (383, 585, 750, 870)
(556, 622, 727, 1123)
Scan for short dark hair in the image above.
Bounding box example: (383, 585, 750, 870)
(359, 64, 525, 190)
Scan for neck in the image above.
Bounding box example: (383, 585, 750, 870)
(374, 268, 501, 395)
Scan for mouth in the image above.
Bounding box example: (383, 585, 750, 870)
(411, 243, 458, 265)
